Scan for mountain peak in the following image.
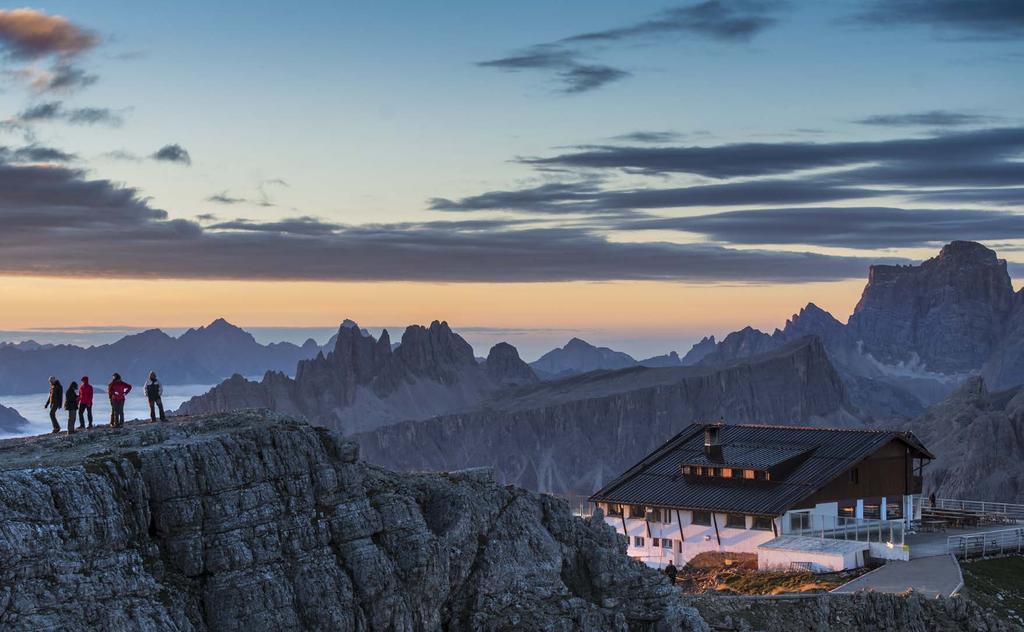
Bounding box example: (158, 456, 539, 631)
(207, 317, 240, 331)
(936, 241, 999, 265)
(485, 342, 538, 386)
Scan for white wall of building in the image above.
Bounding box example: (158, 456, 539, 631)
(757, 547, 864, 573)
(603, 508, 779, 568)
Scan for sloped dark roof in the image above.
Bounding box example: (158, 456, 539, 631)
(590, 423, 934, 516)
(678, 443, 811, 470)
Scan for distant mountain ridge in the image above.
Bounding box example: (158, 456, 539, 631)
(528, 337, 706, 379)
(0, 403, 28, 433)
(178, 320, 539, 434)
(355, 336, 853, 494)
(0, 318, 320, 395)
(684, 241, 1024, 421)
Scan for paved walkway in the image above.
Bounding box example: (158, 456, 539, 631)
(905, 523, 1017, 558)
(831, 555, 962, 598)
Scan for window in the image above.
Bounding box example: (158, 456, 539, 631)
(754, 470, 769, 481)
(629, 505, 645, 519)
(789, 512, 811, 531)
(652, 538, 660, 547)
(646, 507, 662, 522)
(752, 516, 773, 531)
(661, 539, 673, 550)
(633, 536, 645, 547)
(850, 467, 860, 484)
(721, 468, 733, 478)
(725, 514, 747, 529)
(863, 501, 881, 520)
(708, 467, 720, 477)
(691, 510, 712, 526)
(886, 497, 904, 519)
(681, 465, 691, 475)
(743, 469, 756, 479)
(606, 503, 623, 517)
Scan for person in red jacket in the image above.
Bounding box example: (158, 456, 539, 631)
(78, 376, 94, 430)
(108, 373, 132, 428)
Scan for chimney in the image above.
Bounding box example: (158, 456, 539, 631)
(704, 422, 724, 460)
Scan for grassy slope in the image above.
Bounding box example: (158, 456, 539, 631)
(961, 555, 1024, 628)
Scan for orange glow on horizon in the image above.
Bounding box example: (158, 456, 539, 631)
(0, 276, 866, 336)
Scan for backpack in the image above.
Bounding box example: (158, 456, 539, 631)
(145, 382, 160, 399)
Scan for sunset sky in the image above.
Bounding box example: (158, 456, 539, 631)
(0, 2, 1022, 358)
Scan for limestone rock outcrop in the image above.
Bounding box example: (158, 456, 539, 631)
(0, 412, 706, 631)
(356, 337, 854, 495)
(848, 241, 1015, 375)
(912, 376, 1024, 502)
(178, 321, 539, 435)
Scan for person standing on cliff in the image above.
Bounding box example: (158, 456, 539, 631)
(663, 561, 678, 584)
(108, 373, 132, 428)
(44, 376, 63, 434)
(64, 381, 79, 434)
(145, 372, 167, 422)
(78, 376, 94, 430)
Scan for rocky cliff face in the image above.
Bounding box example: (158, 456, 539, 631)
(912, 377, 1024, 502)
(178, 321, 539, 435)
(848, 241, 1015, 375)
(0, 402, 28, 433)
(356, 337, 854, 495)
(0, 412, 706, 631)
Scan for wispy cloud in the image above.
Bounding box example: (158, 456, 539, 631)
(0, 154, 900, 283)
(478, 1, 785, 93)
(0, 9, 97, 59)
(851, 0, 1024, 39)
(151, 143, 191, 166)
(618, 206, 1024, 249)
(562, 0, 783, 43)
(855, 110, 999, 127)
(12, 101, 123, 127)
(0, 9, 100, 94)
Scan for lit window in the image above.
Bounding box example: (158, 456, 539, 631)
(682, 465, 691, 475)
(721, 468, 733, 478)
(725, 514, 747, 529)
(692, 510, 712, 526)
(752, 516, 773, 531)
(743, 469, 755, 479)
(633, 536, 645, 547)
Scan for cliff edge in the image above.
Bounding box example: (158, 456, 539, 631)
(0, 412, 702, 631)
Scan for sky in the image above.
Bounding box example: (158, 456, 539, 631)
(0, 1, 1022, 359)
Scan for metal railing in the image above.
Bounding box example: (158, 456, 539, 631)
(948, 527, 1024, 558)
(550, 494, 597, 518)
(787, 513, 905, 547)
(924, 496, 1024, 523)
